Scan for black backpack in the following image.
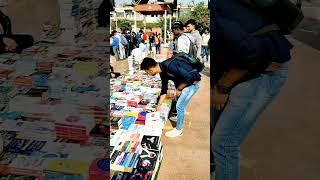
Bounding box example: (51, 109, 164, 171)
(242, 0, 304, 35)
(162, 52, 205, 78)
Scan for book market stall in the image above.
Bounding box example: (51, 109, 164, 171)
(0, 0, 109, 178)
(0, 39, 109, 179)
(110, 73, 174, 180)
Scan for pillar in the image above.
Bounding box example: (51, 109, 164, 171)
(169, 14, 172, 30)
(134, 11, 137, 33)
(164, 10, 167, 46)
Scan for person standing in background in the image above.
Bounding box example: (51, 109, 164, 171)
(118, 31, 127, 59)
(172, 21, 195, 55)
(125, 31, 133, 57)
(149, 32, 155, 51)
(139, 40, 148, 59)
(185, 19, 202, 60)
(142, 31, 148, 44)
(132, 32, 138, 48)
(131, 45, 143, 70)
(155, 32, 162, 54)
(111, 30, 120, 60)
(201, 27, 210, 63)
(137, 30, 143, 44)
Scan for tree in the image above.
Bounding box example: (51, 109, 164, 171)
(176, 2, 209, 32)
(113, 19, 132, 32)
(191, 2, 210, 31)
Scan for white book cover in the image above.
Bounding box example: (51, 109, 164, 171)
(146, 112, 160, 122)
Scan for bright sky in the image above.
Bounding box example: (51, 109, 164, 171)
(115, 0, 207, 6)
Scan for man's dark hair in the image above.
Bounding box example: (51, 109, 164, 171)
(141, 57, 157, 70)
(111, 30, 117, 36)
(139, 29, 144, 34)
(172, 21, 184, 31)
(186, 19, 197, 26)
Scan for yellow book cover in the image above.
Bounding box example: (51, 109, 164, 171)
(132, 81, 141, 86)
(45, 158, 89, 175)
(124, 112, 139, 117)
(73, 62, 98, 74)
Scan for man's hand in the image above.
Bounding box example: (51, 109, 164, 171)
(213, 86, 229, 111)
(3, 37, 17, 52)
(176, 89, 182, 97)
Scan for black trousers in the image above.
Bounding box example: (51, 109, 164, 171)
(0, 34, 34, 54)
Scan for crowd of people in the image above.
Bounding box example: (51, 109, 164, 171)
(110, 29, 164, 62)
(110, 19, 211, 64)
(166, 19, 210, 64)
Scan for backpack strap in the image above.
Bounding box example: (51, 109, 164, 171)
(181, 33, 193, 54)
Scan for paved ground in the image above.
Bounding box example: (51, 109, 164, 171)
(290, 2, 320, 50)
(239, 5, 320, 179)
(291, 17, 320, 50)
(240, 38, 320, 180)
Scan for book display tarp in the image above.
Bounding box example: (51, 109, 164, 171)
(0, 38, 108, 179)
(110, 72, 174, 180)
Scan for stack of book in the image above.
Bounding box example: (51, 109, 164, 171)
(54, 115, 95, 143)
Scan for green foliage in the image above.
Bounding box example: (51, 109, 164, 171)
(177, 2, 209, 31)
(191, 2, 210, 30)
(112, 19, 132, 32)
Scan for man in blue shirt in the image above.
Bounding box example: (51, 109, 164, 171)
(141, 57, 201, 138)
(211, 0, 293, 179)
(111, 30, 120, 60)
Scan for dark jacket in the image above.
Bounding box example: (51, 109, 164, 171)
(212, 0, 293, 85)
(159, 60, 201, 95)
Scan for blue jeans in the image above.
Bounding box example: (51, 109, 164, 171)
(176, 82, 201, 130)
(201, 45, 210, 61)
(212, 62, 289, 180)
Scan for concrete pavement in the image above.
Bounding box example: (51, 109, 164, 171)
(240, 38, 320, 180)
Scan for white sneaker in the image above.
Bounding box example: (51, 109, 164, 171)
(169, 116, 177, 121)
(165, 128, 183, 138)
